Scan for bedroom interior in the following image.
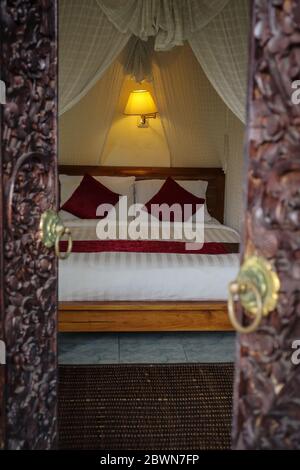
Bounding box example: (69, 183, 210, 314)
(2, 0, 300, 452)
(57, 0, 249, 449)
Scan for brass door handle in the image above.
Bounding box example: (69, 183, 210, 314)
(54, 226, 72, 260)
(39, 210, 72, 260)
(228, 280, 263, 334)
(228, 256, 280, 334)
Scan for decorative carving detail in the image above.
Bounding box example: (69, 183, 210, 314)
(233, 0, 300, 449)
(0, 102, 5, 451)
(0, 0, 58, 449)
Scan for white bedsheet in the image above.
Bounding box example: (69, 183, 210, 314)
(58, 219, 240, 301)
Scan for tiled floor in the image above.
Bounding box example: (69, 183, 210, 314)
(58, 332, 236, 364)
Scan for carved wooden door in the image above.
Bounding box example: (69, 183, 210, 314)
(0, 0, 59, 449)
(230, 0, 300, 449)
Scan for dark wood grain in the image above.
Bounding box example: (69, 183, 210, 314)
(0, 31, 5, 449)
(233, 0, 300, 450)
(0, 0, 58, 449)
(59, 165, 225, 223)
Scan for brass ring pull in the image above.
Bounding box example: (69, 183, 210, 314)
(39, 210, 72, 260)
(55, 227, 72, 260)
(227, 256, 280, 334)
(228, 281, 263, 334)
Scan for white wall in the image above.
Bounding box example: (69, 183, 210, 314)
(101, 78, 170, 166)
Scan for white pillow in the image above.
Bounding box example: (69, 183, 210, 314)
(59, 175, 83, 206)
(59, 209, 80, 222)
(93, 176, 135, 207)
(134, 179, 212, 221)
(59, 175, 136, 208)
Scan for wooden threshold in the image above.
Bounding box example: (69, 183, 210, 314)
(58, 301, 233, 332)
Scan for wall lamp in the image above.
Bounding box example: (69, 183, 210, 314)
(124, 90, 157, 128)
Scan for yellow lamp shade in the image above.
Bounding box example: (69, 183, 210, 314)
(124, 90, 157, 116)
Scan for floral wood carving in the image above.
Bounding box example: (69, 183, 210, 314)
(0, 107, 5, 450)
(0, 0, 58, 449)
(233, 0, 300, 449)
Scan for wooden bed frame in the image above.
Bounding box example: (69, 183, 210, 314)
(58, 165, 233, 332)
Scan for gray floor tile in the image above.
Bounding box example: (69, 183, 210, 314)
(59, 353, 119, 365)
(183, 333, 236, 363)
(120, 332, 183, 347)
(58, 332, 236, 364)
(119, 333, 187, 363)
(180, 332, 235, 346)
(58, 333, 119, 364)
(119, 346, 187, 363)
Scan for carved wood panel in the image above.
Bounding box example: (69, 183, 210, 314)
(0, 74, 5, 451)
(0, 0, 58, 449)
(233, 0, 300, 449)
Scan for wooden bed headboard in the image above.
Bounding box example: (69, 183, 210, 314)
(59, 166, 225, 223)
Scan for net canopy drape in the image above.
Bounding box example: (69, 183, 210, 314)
(59, 58, 125, 165)
(59, 2, 247, 230)
(60, 0, 249, 124)
(189, 0, 250, 122)
(59, 0, 130, 115)
(96, 0, 230, 51)
(152, 44, 227, 168)
(123, 36, 154, 83)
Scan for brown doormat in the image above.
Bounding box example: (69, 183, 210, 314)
(58, 363, 234, 450)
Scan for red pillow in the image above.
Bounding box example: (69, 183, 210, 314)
(61, 174, 120, 219)
(145, 178, 205, 222)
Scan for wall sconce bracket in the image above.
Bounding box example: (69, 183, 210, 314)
(137, 113, 157, 128)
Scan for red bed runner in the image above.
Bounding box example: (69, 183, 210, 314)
(60, 239, 239, 254)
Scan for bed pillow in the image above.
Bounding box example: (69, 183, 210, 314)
(93, 176, 135, 207)
(59, 175, 83, 206)
(135, 178, 212, 221)
(61, 174, 120, 219)
(59, 209, 80, 222)
(144, 177, 205, 222)
(59, 175, 135, 208)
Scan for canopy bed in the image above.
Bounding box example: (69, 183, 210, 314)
(58, 0, 248, 332)
(58, 166, 239, 332)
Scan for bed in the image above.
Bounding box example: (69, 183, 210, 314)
(58, 166, 239, 332)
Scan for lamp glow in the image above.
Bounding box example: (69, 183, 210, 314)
(124, 90, 157, 127)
